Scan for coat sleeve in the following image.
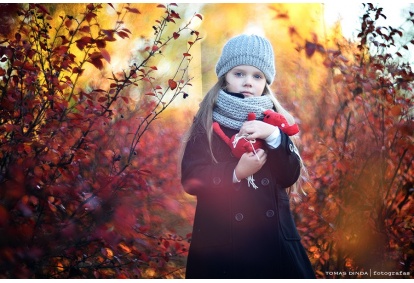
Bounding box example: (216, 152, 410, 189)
(266, 132, 301, 188)
(181, 133, 238, 196)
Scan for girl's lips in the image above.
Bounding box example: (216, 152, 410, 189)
(241, 91, 253, 97)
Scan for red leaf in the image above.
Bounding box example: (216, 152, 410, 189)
(65, 19, 72, 28)
(138, 169, 152, 175)
(76, 36, 92, 50)
(121, 96, 129, 104)
(4, 124, 15, 132)
(59, 35, 69, 45)
(168, 79, 177, 90)
(125, 7, 140, 14)
(173, 32, 180, 39)
(53, 45, 69, 56)
(102, 29, 115, 39)
(195, 13, 203, 20)
(117, 31, 129, 39)
(122, 28, 132, 34)
(72, 67, 84, 74)
(183, 53, 191, 57)
(85, 12, 97, 23)
(170, 11, 181, 19)
(79, 25, 90, 33)
(152, 45, 159, 52)
(100, 48, 111, 63)
(305, 41, 316, 58)
(145, 92, 156, 96)
(98, 96, 107, 103)
(89, 57, 103, 70)
(35, 4, 50, 15)
(95, 39, 106, 49)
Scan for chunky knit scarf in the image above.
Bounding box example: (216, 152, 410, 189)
(212, 90, 274, 129)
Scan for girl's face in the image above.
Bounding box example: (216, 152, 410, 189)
(225, 65, 266, 97)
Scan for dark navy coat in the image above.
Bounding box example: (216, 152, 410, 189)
(181, 125, 315, 279)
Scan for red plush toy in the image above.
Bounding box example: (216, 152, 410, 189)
(213, 111, 299, 159)
(212, 113, 264, 159)
(213, 111, 299, 189)
(263, 109, 299, 136)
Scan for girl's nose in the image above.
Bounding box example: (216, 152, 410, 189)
(243, 76, 252, 87)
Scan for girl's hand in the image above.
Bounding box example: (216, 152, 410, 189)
(234, 149, 267, 180)
(239, 120, 276, 140)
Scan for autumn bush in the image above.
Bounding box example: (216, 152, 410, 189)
(0, 3, 201, 278)
(283, 4, 414, 278)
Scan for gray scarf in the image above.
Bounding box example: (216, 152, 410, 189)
(212, 90, 274, 130)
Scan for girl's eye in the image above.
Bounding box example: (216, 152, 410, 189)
(235, 72, 244, 77)
(254, 74, 263, 79)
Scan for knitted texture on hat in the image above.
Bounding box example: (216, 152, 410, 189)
(212, 90, 274, 130)
(215, 34, 276, 84)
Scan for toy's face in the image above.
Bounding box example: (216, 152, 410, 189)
(225, 65, 266, 97)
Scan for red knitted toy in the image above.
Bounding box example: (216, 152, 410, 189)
(212, 113, 264, 158)
(212, 111, 299, 158)
(263, 109, 299, 136)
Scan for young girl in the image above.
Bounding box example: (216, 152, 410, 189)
(180, 34, 315, 279)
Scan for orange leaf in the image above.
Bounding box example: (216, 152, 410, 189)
(390, 105, 402, 116)
(333, 74, 343, 84)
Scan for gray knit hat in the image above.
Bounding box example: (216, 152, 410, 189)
(215, 34, 276, 84)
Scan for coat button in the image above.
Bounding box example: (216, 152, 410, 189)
(266, 210, 275, 218)
(261, 178, 270, 186)
(289, 143, 294, 152)
(235, 213, 244, 221)
(213, 177, 221, 185)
